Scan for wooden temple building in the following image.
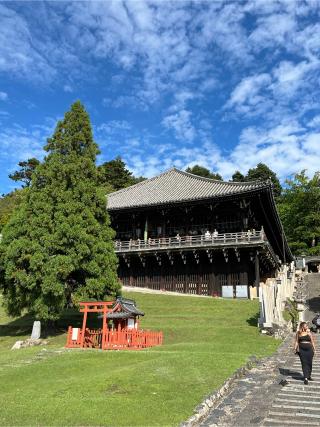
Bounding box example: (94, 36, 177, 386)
(107, 168, 293, 298)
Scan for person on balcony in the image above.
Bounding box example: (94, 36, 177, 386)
(205, 230, 211, 241)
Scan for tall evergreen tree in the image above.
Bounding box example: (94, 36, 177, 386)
(0, 189, 25, 231)
(185, 165, 222, 180)
(231, 171, 245, 182)
(98, 156, 133, 191)
(0, 101, 120, 322)
(278, 171, 320, 255)
(98, 156, 145, 191)
(246, 163, 282, 197)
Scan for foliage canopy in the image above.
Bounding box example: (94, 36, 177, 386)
(9, 158, 40, 187)
(185, 165, 222, 180)
(246, 163, 282, 198)
(98, 156, 145, 192)
(0, 190, 25, 231)
(278, 171, 320, 255)
(0, 101, 120, 321)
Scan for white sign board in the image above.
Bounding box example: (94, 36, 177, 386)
(236, 285, 248, 298)
(72, 328, 79, 341)
(127, 318, 135, 329)
(222, 285, 233, 298)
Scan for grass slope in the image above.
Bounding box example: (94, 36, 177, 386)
(0, 293, 280, 426)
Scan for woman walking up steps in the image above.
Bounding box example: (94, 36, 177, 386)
(294, 322, 316, 384)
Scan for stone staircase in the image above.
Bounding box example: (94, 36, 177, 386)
(263, 273, 320, 426)
(263, 335, 320, 426)
(305, 273, 320, 322)
(198, 273, 320, 427)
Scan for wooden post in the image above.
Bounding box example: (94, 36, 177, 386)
(144, 216, 148, 242)
(66, 326, 72, 347)
(102, 305, 107, 350)
(255, 251, 260, 296)
(80, 306, 88, 348)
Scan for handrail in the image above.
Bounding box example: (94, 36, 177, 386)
(114, 229, 266, 252)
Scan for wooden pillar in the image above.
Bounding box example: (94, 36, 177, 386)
(102, 305, 107, 350)
(144, 216, 148, 241)
(255, 252, 260, 296)
(132, 213, 136, 238)
(80, 306, 88, 348)
(162, 219, 166, 237)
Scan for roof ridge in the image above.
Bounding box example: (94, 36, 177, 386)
(178, 168, 269, 186)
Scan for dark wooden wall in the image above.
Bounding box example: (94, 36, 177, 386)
(118, 249, 256, 297)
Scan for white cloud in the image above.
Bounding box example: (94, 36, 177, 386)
(63, 84, 73, 93)
(308, 115, 320, 129)
(0, 125, 44, 165)
(162, 110, 196, 142)
(0, 4, 56, 82)
(226, 73, 271, 109)
(214, 122, 320, 181)
(0, 91, 8, 101)
(248, 13, 296, 52)
(271, 59, 319, 98)
(1, 1, 320, 189)
(97, 120, 132, 135)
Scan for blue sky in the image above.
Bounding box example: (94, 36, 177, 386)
(0, 1, 320, 194)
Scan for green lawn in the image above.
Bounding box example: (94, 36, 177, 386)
(0, 293, 280, 426)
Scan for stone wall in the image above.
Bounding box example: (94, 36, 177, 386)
(258, 263, 297, 333)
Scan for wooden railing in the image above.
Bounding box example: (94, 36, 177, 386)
(114, 229, 266, 253)
(66, 327, 163, 350)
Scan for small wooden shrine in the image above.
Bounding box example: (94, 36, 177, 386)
(66, 297, 163, 350)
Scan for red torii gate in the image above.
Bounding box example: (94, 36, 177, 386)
(66, 300, 163, 350)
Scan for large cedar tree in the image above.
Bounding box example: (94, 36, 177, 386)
(0, 101, 120, 321)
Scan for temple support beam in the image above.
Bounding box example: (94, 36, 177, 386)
(255, 251, 260, 294)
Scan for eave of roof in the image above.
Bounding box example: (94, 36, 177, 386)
(107, 167, 271, 211)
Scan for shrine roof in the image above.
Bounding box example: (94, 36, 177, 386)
(113, 297, 144, 316)
(98, 297, 144, 319)
(107, 167, 271, 211)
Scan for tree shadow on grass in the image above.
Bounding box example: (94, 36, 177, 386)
(246, 312, 259, 327)
(0, 309, 102, 339)
(0, 314, 34, 337)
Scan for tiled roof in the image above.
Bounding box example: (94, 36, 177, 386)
(114, 297, 144, 316)
(98, 297, 144, 319)
(107, 168, 271, 211)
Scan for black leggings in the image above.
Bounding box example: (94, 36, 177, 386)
(299, 344, 314, 379)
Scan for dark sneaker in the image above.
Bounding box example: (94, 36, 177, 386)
(308, 377, 314, 381)
(304, 379, 309, 385)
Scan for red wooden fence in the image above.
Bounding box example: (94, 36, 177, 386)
(66, 326, 163, 350)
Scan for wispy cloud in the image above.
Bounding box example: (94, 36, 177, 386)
(162, 110, 196, 142)
(0, 91, 8, 101)
(0, 1, 320, 193)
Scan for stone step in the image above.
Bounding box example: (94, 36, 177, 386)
(264, 418, 320, 426)
(281, 388, 320, 396)
(275, 398, 320, 405)
(285, 385, 320, 391)
(268, 410, 320, 420)
(273, 404, 320, 412)
(277, 390, 319, 399)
